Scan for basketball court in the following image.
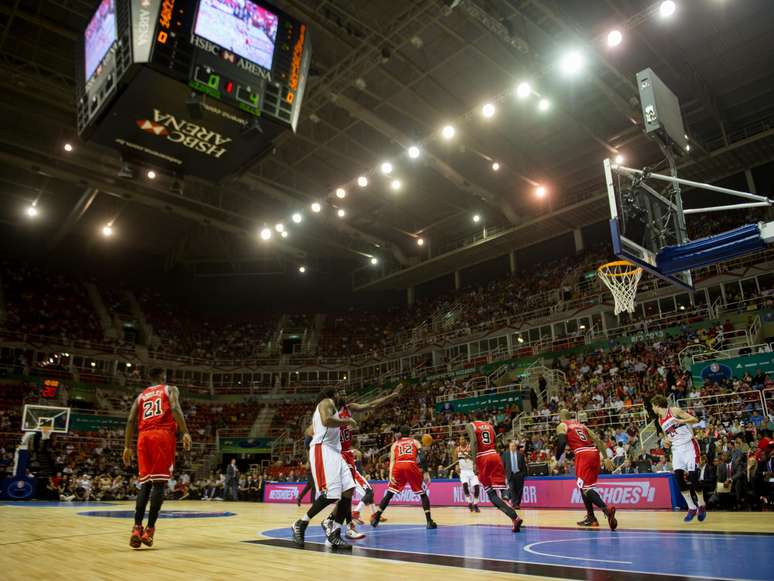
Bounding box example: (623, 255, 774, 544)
(1, 501, 772, 580)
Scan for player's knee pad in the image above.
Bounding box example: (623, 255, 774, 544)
(473, 485, 480, 498)
(363, 488, 374, 505)
(686, 469, 699, 487)
(462, 482, 470, 496)
(674, 469, 689, 491)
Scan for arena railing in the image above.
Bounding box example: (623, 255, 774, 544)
(692, 342, 771, 366)
(677, 390, 766, 424)
(763, 387, 774, 418)
(515, 404, 649, 440)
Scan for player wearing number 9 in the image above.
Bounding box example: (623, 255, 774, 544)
(123, 368, 191, 549)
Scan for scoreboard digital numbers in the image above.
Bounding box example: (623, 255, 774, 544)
(76, 0, 311, 181)
(40, 379, 61, 399)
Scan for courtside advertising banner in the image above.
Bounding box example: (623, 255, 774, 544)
(264, 474, 676, 509)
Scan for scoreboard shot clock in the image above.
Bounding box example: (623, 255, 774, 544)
(76, 0, 311, 181)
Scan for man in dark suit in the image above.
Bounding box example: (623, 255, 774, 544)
(502, 439, 528, 508)
(716, 452, 746, 510)
(697, 454, 717, 505)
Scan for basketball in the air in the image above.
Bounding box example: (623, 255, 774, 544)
(422, 434, 433, 447)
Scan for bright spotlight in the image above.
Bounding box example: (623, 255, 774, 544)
(275, 223, 285, 233)
(441, 125, 456, 140)
(63, 143, 73, 152)
(538, 98, 551, 112)
(535, 185, 547, 198)
(517, 336, 524, 344)
(292, 212, 303, 223)
(492, 162, 500, 171)
(380, 162, 393, 175)
(311, 202, 322, 213)
(559, 50, 584, 76)
(472, 214, 481, 224)
(357, 176, 368, 187)
(481, 103, 496, 118)
(335, 187, 346, 199)
(298, 265, 306, 273)
(515, 81, 532, 99)
(102, 224, 114, 237)
(126, 362, 132, 367)
(408, 145, 420, 159)
(659, 1, 676, 18)
(607, 29, 623, 47)
(390, 179, 402, 191)
(280, 230, 289, 239)
(416, 237, 425, 247)
(337, 208, 346, 218)
(370, 257, 379, 265)
(259, 227, 272, 240)
(146, 170, 157, 179)
(25, 204, 39, 218)
(685, 144, 691, 152)
(614, 154, 624, 165)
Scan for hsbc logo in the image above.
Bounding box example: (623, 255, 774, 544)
(134, 109, 231, 159)
(571, 481, 656, 505)
(137, 119, 169, 136)
(268, 487, 299, 500)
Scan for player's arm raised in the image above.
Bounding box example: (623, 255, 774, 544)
(671, 406, 699, 425)
(348, 382, 403, 412)
(123, 397, 139, 466)
(319, 398, 356, 428)
(169, 385, 192, 450)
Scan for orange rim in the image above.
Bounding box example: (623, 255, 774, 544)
(597, 260, 642, 277)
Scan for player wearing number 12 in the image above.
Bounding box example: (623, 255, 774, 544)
(123, 368, 192, 549)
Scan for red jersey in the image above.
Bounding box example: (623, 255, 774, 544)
(339, 405, 353, 452)
(394, 437, 418, 463)
(137, 384, 176, 433)
(471, 421, 497, 457)
(561, 420, 596, 455)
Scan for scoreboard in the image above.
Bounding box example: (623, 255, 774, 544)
(76, 0, 311, 181)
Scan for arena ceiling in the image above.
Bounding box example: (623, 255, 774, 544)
(1, 0, 774, 284)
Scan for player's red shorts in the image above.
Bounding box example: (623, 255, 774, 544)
(574, 451, 600, 490)
(137, 429, 176, 483)
(476, 452, 506, 489)
(389, 461, 424, 494)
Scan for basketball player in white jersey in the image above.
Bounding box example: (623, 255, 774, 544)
(651, 395, 707, 522)
(453, 436, 480, 512)
(290, 388, 357, 550)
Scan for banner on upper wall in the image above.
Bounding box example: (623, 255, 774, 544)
(691, 352, 774, 382)
(264, 474, 676, 509)
(435, 390, 522, 413)
(70, 413, 125, 431)
(219, 437, 272, 454)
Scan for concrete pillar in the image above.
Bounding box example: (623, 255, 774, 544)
(509, 250, 517, 275)
(454, 270, 461, 290)
(407, 285, 415, 307)
(573, 228, 584, 253)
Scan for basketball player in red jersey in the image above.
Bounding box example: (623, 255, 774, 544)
(370, 425, 437, 529)
(555, 409, 618, 530)
(123, 368, 191, 548)
(466, 420, 523, 532)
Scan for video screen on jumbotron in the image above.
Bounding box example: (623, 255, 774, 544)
(194, 0, 279, 71)
(84, 0, 117, 81)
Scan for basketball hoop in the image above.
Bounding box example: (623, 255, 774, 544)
(597, 260, 642, 315)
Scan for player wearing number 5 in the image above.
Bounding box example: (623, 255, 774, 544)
(123, 368, 191, 549)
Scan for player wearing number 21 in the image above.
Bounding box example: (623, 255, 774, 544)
(123, 368, 192, 549)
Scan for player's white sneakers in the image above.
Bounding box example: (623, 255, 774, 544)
(345, 524, 366, 540)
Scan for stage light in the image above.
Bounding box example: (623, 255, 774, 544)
(337, 208, 346, 218)
(686, 144, 691, 152)
(25, 204, 39, 218)
(126, 362, 132, 367)
(559, 50, 584, 76)
(538, 98, 551, 112)
(441, 125, 455, 140)
(492, 162, 500, 171)
(515, 81, 532, 99)
(292, 212, 303, 223)
(63, 143, 73, 152)
(390, 179, 402, 191)
(579, 324, 586, 330)
(357, 176, 368, 187)
(614, 154, 624, 165)
(311, 202, 322, 213)
(280, 230, 288, 239)
(299, 265, 306, 273)
(146, 170, 157, 179)
(336, 187, 346, 199)
(275, 223, 285, 233)
(517, 336, 524, 344)
(408, 145, 420, 159)
(607, 29, 623, 47)
(535, 185, 547, 198)
(416, 237, 425, 246)
(481, 103, 496, 118)
(370, 257, 379, 265)
(472, 214, 481, 223)
(91, 361, 96, 367)
(659, 1, 676, 18)
(259, 227, 272, 240)
(102, 223, 114, 237)
(380, 162, 393, 175)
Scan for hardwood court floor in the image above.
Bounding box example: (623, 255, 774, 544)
(1, 501, 772, 581)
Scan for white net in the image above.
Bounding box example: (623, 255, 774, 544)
(597, 261, 643, 315)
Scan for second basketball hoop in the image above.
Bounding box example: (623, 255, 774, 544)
(598, 260, 643, 315)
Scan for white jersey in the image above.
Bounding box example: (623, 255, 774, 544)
(659, 409, 694, 448)
(457, 446, 474, 472)
(311, 401, 342, 451)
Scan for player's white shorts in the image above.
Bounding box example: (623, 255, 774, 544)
(459, 470, 480, 489)
(310, 443, 355, 500)
(671, 439, 700, 473)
